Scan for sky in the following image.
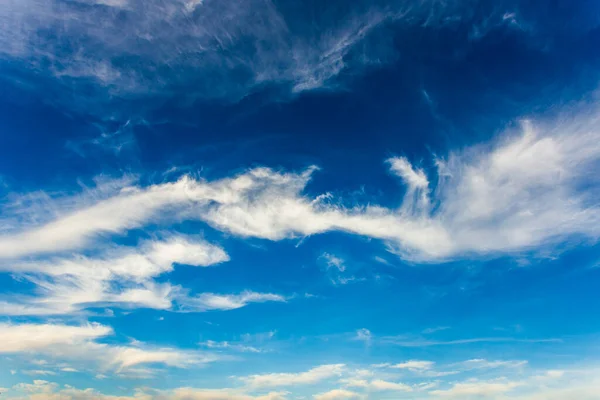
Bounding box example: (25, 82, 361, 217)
(0, 0, 600, 399)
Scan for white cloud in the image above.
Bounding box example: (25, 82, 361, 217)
(1, 106, 598, 263)
(7, 381, 290, 400)
(313, 389, 363, 400)
(168, 388, 289, 400)
(381, 336, 560, 347)
(389, 360, 435, 371)
(0, 178, 209, 259)
(321, 253, 346, 272)
(199, 331, 277, 353)
(369, 379, 413, 391)
(0, 236, 229, 316)
(6, 363, 600, 400)
(21, 370, 56, 376)
(430, 379, 522, 397)
(387, 157, 430, 214)
(199, 340, 261, 353)
(354, 329, 372, 344)
(0, 322, 217, 374)
(13, 380, 58, 395)
(343, 378, 412, 392)
(455, 359, 528, 371)
(108, 346, 206, 372)
(422, 327, 450, 334)
(0, 0, 411, 105)
(241, 364, 346, 388)
(319, 253, 362, 286)
(0, 323, 112, 352)
(180, 291, 286, 312)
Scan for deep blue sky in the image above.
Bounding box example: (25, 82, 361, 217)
(0, 0, 599, 399)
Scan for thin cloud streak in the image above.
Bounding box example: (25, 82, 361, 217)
(380, 336, 562, 347)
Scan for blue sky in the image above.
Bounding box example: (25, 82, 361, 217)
(0, 0, 600, 399)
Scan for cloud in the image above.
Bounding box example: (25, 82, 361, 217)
(2, 105, 599, 263)
(429, 379, 522, 397)
(422, 327, 450, 334)
(372, 360, 462, 379)
(6, 362, 600, 400)
(321, 253, 346, 272)
(0, 178, 209, 259)
(369, 379, 412, 391)
(0, 322, 218, 374)
(168, 388, 289, 400)
(21, 370, 56, 376)
(455, 359, 528, 371)
(0, 236, 230, 316)
(199, 331, 277, 353)
(7, 381, 290, 400)
(343, 378, 413, 392)
(241, 364, 346, 388)
(313, 389, 363, 400)
(0, 0, 412, 111)
(385, 360, 435, 371)
(319, 253, 364, 286)
(199, 340, 262, 353)
(0, 322, 112, 353)
(180, 291, 287, 312)
(380, 336, 560, 347)
(354, 329, 372, 344)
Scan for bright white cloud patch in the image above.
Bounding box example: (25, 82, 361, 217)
(1, 106, 599, 263)
(241, 364, 346, 388)
(0, 236, 232, 315)
(0, 322, 217, 376)
(0, 322, 112, 353)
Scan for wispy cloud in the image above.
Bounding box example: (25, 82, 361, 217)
(430, 379, 522, 397)
(241, 364, 346, 388)
(422, 327, 450, 334)
(453, 359, 528, 371)
(373, 360, 435, 371)
(180, 291, 286, 312)
(342, 377, 413, 392)
(199, 331, 276, 353)
(21, 370, 56, 376)
(0, 322, 219, 375)
(2, 105, 599, 263)
(0, 236, 230, 315)
(0, 0, 544, 118)
(199, 340, 262, 353)
(0, 0, 408, 111)
(380, 336, 561, 347)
